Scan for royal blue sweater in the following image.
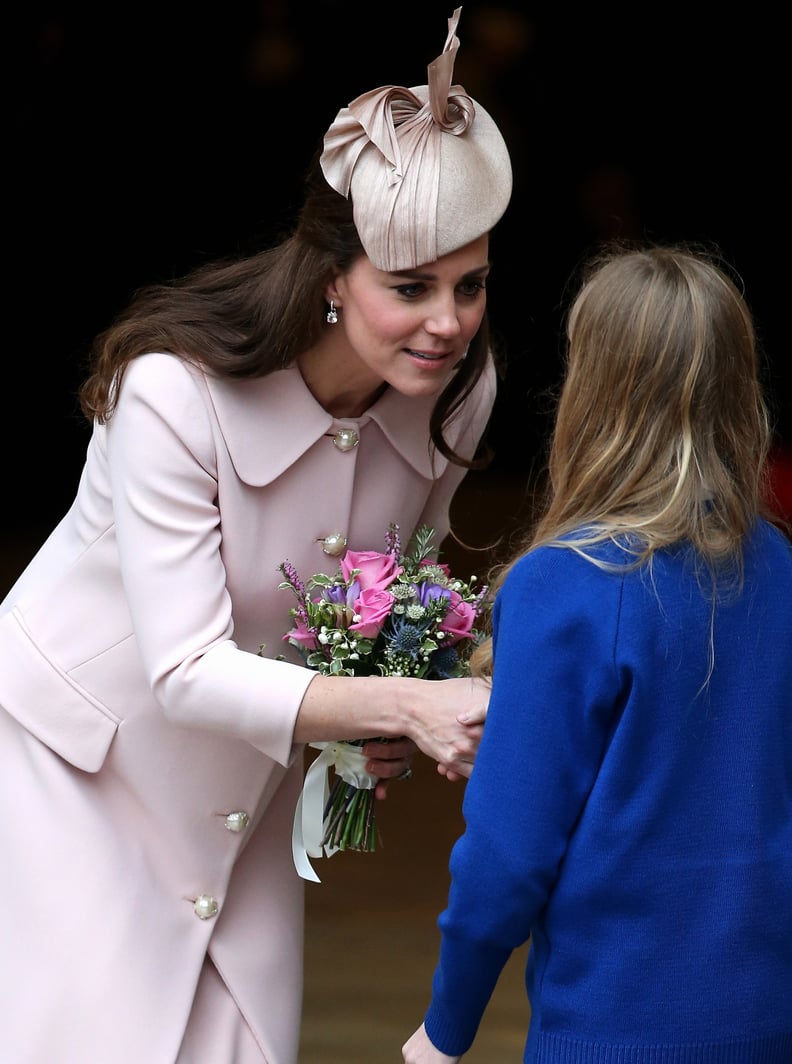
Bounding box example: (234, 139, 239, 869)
(423, 519, 792, 1062)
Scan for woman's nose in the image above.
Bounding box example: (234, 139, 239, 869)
(424, 295, 462, 337)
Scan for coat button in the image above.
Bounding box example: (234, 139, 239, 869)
(194, 894, 219, 920)
(224, 810, 250, 833)
(333, 428, 359, 452)
(319, 532, 347, 556)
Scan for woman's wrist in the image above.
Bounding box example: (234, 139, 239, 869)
(293, 673, 418, 744)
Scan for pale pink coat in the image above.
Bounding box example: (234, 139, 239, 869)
(0, 352, 495, 1063)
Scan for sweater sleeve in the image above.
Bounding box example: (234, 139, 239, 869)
(422, 545, 627, 1055)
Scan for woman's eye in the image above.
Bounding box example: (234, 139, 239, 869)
(394, 279, 487, 299)
(459, 280, 487, 297)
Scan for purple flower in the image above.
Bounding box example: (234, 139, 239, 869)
(415, 581, 451, 607)
(324, 580, 360, 608)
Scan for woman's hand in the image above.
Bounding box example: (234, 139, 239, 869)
(294, 672, 490, 780)
(351, 677, 490, 791)
(403, 1023, 461, 1063)
(408, 675, 489, 780)
(438, 681, 489, 780)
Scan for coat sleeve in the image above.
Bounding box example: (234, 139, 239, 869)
(106, 353, 315, 766)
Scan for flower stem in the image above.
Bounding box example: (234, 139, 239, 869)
(321, 776, 378, 852)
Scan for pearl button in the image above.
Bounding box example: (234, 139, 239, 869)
(320, 532, 347, 556)
(194, 894, 219, 920)
(333, 428, 359, 452)
(224, 810, 250, 833)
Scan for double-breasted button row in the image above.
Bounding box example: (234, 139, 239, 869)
(190, 808, 252, 919)
(318, 426, 358, 554)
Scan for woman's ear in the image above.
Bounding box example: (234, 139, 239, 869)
(324, 273, 342, 307)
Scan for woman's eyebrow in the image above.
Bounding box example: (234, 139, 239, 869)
(390, 262, 492, 281)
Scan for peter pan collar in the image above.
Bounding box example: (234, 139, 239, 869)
(203, 364, 447, 486)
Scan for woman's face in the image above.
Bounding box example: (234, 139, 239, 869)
(300, 235, 490, 417)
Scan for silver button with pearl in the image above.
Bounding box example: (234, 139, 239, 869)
(193, 894, 219, 920)
(332, 428, 359, 452)
(224, 810, 250, 833)
(319, 532, 347, 556)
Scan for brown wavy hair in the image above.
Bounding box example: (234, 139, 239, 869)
(78, 147, 498, 469)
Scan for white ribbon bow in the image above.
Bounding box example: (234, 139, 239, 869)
(292, 741, 377, 882)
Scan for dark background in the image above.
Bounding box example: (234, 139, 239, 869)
(7, 2, 789, 542)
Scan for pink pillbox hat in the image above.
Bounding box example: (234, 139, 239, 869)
(320, 7, 512, 272)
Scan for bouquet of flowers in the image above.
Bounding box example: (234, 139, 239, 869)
(276, 523, 490, 880)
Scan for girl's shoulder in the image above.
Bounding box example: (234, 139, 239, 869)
(500, 536, 627, 601)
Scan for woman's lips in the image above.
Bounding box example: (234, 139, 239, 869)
(405, 348, 452, 362)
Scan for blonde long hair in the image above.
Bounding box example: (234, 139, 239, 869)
(473, 242, 773, 676)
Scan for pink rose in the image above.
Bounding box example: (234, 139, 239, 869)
(341, 549, 402, 593)
(439, 592, 477, 645)
(349, 586, 396, 638)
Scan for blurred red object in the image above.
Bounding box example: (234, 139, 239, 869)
(764, 443, 792, 523)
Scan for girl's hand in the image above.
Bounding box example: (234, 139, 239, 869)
(403, 1023, 461, 1063)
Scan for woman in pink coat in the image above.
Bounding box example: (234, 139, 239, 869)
(0, 9, 512, 1063)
